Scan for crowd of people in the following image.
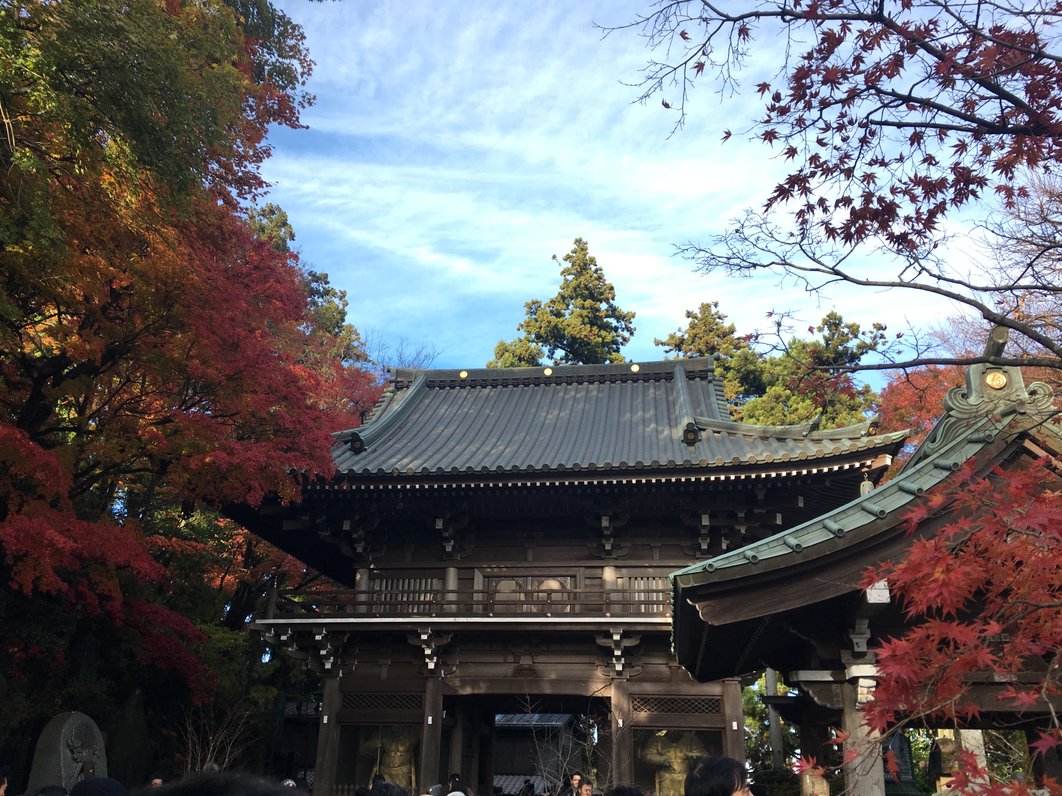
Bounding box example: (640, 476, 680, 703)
(0, 756, 750, 796)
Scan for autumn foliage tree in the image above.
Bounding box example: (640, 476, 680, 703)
(622, 5, 1062, 781)
(0, 0, 376, 747)
(864, 456, 1062, 789)
(620, 0, 1062, 371)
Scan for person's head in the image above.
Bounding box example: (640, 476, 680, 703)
(577, 782, 592, 796)
(372, 776, 387, 788)
(570, 773, 583, 789)
(151, 772, 304, 796)
(149, 775, 165, 789)
(69, 779, 128, 796)
(684, 757, 748, 796)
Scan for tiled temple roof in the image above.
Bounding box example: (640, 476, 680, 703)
(330, 358, 906, 482)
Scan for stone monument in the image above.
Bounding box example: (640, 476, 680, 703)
(25, 712, 108, 794)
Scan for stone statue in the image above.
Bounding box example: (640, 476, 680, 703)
(359, 725, 419, 791)
(638, 731, 705, 796)
(26, 712, 108, 794)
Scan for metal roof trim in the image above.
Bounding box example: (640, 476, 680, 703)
(341, 373, 428, 454)
(388, 357, 719, 386)
(317, 453, 892, 493)
(693, 414, 889, 441)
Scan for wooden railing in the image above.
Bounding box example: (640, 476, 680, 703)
(266, 586, 672, 620)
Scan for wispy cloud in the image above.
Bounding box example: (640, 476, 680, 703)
(265, 0, 959, 370)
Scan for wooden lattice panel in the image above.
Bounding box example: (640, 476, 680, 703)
(630, 695, 722, 716)
(342, 692, 424, 712)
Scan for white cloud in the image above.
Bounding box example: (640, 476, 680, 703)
(265, 0, 965, 373)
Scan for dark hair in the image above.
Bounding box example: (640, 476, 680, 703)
(70, 779, 128, 796)
(684, 756, 747, 796)
(577, 783, 591, 792)
(606, 787, 644, 796)
(570, 774, 583, 781)
(149, 772, 299, 796)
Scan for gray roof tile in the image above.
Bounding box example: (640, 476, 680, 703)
(333, 358, 905, 479)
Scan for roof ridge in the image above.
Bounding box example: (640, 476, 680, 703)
(391, 357, 720, 386)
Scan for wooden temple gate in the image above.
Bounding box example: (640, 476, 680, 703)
(238, 358, 907, 795)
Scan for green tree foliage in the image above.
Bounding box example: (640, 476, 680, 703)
(657, 307, 883, 427)
(488, 239, 635, 367)
(489, 337, 547, 368)
(737, 312, 884, 427)
(655, 301, 748, 360)
(248, 203, 297, 253)
(742, 674, 798, 772)
(248, 204, 368, 367)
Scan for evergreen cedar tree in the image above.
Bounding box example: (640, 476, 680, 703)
(0, 0, 378, 731)
(488, 238, 636, 367)
(622, 0, 1062, 371)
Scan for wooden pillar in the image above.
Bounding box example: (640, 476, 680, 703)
(610, 680, 632, 786)
(478, 709, 495, 796)
(798, 719, 833, 771)
(765, 669, 784, 770)
(420, 677, 444, 790)
(448, 701, 465, 781)
(468, 708, 482, 796)
(443, 567, 459, 613)
(354, 567, 372, 614)
(313, 674, 342, 796)
(840, 682, 884, 796)
(722, 679, 745, 763)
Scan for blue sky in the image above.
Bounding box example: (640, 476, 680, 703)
(262, 0, 956, 371)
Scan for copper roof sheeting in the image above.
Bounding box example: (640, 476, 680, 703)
(331, 359, 906, 480)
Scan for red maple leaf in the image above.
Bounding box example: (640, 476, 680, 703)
(1029, 730, 1062, 759)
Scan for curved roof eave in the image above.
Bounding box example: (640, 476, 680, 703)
(671, 363, 1059, 623)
